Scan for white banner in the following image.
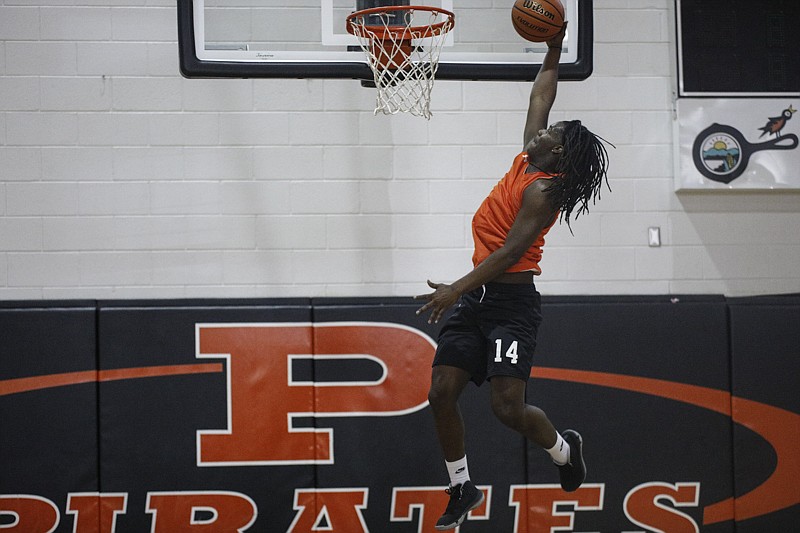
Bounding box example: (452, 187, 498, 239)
(676, 98, 799, 190)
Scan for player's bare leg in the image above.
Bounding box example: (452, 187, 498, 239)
(428, 365, 471, 461)
(489, 376, 558, 447)
(428, 365, 484, 530)
(489, 376, 586, 492)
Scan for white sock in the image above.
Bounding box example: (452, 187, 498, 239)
(546, 433, 570, 466)
(445, 455, 470, 487)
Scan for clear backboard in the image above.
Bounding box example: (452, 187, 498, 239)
(177, 0, 593, 81)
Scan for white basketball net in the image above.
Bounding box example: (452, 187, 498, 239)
(348, 8, 454, 119)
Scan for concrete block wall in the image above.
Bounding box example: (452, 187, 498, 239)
(1, 0, 799, 300)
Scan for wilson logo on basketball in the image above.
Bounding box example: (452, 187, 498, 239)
(522, 0, 555, 20)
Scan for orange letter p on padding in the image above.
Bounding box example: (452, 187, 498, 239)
(196, 322, 434, 465)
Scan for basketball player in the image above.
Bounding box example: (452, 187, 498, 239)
(414, 23, 612, 531)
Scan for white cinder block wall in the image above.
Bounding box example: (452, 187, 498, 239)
(1, 0, 799, 300)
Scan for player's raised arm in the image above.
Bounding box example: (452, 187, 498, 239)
(523, 23, 567, 149)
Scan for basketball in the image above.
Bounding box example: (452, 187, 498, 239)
(511, 0, 565, 43)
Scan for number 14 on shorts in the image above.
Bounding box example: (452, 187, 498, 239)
(494, 339, 519, 364)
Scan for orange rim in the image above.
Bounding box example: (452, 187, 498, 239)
(346, 5, 455, 40)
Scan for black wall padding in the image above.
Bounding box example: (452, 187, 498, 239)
(1, 295, 797, 532)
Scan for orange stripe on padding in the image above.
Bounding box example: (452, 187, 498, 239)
(532, 366, 800, 525)
(532, 367, 731, 414)
(0, 364, 223, 396)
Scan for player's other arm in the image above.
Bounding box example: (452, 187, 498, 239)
(415, 181, 557, 323)
(463, 180, 557, 289)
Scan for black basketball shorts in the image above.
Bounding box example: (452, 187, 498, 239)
(432, 282, 543, 385)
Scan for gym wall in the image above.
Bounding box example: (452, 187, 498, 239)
(1, 295, 798, 532)
(1, 2, 800, 300)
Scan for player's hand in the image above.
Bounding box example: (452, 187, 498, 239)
(414, 280, 460, 324)
(547, 20, 567, 49)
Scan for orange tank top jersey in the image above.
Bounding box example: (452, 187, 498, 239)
(471, 152, 558, 274)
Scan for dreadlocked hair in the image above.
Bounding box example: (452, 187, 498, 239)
(544, 120, 613, 229)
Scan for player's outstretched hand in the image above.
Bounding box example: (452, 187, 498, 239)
(414, 280, 459, 324)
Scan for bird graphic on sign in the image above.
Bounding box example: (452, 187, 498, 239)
(758, 105, 796, 138)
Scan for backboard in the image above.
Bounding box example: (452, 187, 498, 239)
(177, 0, 593, 82)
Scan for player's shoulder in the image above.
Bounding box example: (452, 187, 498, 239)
(528, 174, 557, 192)
(521, 175, 558, 211)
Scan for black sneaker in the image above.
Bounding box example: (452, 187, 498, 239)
(435, 480, 485, 530)
(556, 429, 586, 492)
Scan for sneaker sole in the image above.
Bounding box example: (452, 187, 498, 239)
(434, 490, 485, 531)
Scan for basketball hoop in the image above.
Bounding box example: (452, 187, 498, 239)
(346, 5, 455, 119)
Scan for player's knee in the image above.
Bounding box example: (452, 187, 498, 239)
(428, 381, 455, 412)
(491, 395, 524, 430)
(428, 368, 464, 409)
